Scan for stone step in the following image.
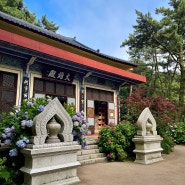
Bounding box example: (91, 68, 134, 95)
(77, 148, 100, 156)
(77, 152, 105, 161)
(86, 138, 99, 145)
(77, 136, 107, 166)
(85, 144, 98, 150)
(79, 157, 107, 166)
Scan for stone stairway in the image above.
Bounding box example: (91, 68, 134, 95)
(77, 136, 107, 165)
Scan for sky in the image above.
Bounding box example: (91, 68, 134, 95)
(24, 0, 169, 61)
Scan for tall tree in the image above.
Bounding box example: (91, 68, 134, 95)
(121, 0, 185, 107)
(36, 15, 59, 32)
(0, 0, 59, 32)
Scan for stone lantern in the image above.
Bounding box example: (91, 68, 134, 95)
(132, 107, 163, 164)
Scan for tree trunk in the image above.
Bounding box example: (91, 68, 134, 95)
(179, 67, 185, 107)
(178, 48, 185, 107)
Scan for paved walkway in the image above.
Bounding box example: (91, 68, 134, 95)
(75, 145, 185, 185)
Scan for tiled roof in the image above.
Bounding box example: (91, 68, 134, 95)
(0, 11, 136, 67)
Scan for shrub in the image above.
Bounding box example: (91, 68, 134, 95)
(167, 122, 185, 144)
(72, 111, 90, 148)
(158, 128, 175, 154)
(98, 121, 137, 161)
(120, 87, 177, 153)
(0, 157, 11, 183)
(0, 97, 89, 184)
(0, 97, 50, 184)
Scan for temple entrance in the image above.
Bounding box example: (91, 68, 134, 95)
(86, 87, 114, 134)
(94, 100, 108, 133)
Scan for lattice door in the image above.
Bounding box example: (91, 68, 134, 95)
(0, 72, 17, 113)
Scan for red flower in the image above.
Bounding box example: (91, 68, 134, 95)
(107, 139, 111, 144)
(109, 122, 115, 127)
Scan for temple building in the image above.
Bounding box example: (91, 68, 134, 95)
(0, 11, 146, 134)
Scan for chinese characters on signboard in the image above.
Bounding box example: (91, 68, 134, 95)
(43, 67, 75, 83)
(22, 77, 29, 100)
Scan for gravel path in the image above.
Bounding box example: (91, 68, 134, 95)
(75, 145, 185, 185)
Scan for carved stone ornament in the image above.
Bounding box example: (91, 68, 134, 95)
(46, 117, 61, 143)
(136, 107, 157, 136)
(31, 97, 73, 145)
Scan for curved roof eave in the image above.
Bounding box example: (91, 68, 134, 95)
(0, 11, 137, 67)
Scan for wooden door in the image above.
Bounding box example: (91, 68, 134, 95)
(0, 71, 17, 114)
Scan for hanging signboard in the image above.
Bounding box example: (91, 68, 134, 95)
(22, 76, 29, 100)
(43, 66, 75, 83)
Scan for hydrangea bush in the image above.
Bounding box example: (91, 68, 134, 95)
(0, 97, 49, 184)
(98, 121, 137, 161)
(72, 111, 91, 148)
(0, 97, 89, 184)
(166, 122, 185, 144)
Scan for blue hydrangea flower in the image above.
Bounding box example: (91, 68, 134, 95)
(22, 137, 29, 144)
(16, 140, 26, 148)
(38, 105, 45, 112)
(9, 148, 18, 157)
(25, 111, 29, 119)
(16, 110, 22, 116)
(10, 126, 15, 132)
(26, 120, 33, 127)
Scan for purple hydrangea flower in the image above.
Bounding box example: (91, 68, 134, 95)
(26, 120, 33, 127)
(72, 115, 78, 121)
(86, 123, 90, 128)
(6, 132, 12, 138)
(72, 130, 77, 136)
(87, 130, 91, 135)
(21, 120, 27, 126)
(4, 128, 11, 134)
(77, 116, 82, 123)
(9, 148, 18, 157)
(76, 111, 81, 117)
(1, 133, 7, 139)
(82, 124, 87, 129)
(80, 128, 84, 133)
(27, 101, 33, 107)
(10, 126, 15, 132)
(4, 139, 11, 145)
(38, 105, 45, 112)
(16, 140, 26, 148)
(73, 121, 79, 127)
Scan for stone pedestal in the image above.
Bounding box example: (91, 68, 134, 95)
(133, 107, 163, 164)
(132, 135, 163, 164)
(20, 98, 81, 185)
(20, 142, 81, 185)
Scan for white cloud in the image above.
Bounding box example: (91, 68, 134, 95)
(24, 0, 170, 60)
